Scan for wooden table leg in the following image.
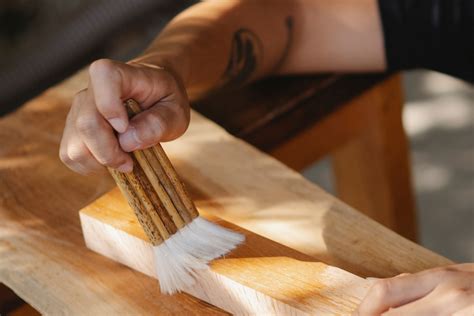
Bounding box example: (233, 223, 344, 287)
(332, 75, 418, 241)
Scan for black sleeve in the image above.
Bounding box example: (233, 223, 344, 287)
(378, 0, 473, 83)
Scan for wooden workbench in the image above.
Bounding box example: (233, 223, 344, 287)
(0, 71, 451, 314)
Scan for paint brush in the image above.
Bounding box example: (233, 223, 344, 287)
(108, 99, 244, 294)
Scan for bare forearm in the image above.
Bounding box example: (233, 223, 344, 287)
(279, 0, 386, 74)
(134, 0, 294, 99)
(133, 0, 386, 99)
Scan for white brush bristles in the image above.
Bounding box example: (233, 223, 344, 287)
(153, 216, 245, 294)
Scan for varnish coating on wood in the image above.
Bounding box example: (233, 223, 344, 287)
(80, 189, 370, 315)
(0, 70, 451, 315)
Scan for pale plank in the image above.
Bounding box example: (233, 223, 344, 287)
(80, 188, 370, 315)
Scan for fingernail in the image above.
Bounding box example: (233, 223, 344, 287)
(120, 128, 141, 152)
(117, 160, 133, 173)
(109, 118, 127, 133)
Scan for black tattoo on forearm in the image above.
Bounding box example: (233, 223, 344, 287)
(221, 28, 263, 88)
(220, 16, 294, 89)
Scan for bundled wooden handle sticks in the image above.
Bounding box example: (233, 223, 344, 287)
(108, 99, 198, 244)
(108, 99, 244, 294)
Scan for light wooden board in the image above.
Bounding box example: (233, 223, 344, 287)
(0, 70, 452, 314)
(81, 188, 370, 315)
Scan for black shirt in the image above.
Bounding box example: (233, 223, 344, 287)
(378, 0, 473, 82)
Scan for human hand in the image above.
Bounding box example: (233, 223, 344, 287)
(354, 263, 474, 315)
(60, 59, 190, 175)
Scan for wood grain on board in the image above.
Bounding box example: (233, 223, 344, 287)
(0, 70, 452, 314)
(81, 188, 370, 315)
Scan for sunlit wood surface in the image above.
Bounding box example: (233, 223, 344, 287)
(81, 189, 370, 315)
(0, 71, 451, 314)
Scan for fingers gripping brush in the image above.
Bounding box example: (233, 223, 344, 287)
(108, 99, 244, 294)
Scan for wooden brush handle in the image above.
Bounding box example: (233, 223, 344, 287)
(108, 99, 199, 246)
